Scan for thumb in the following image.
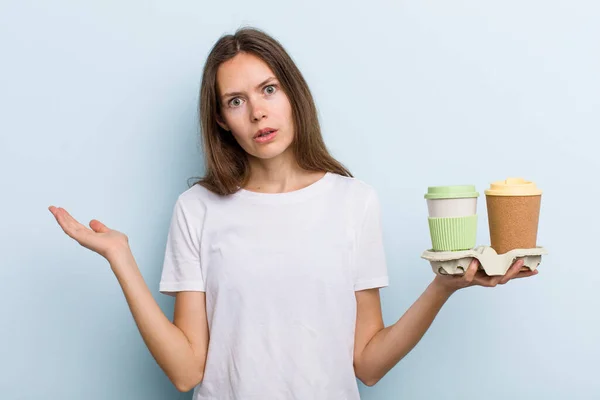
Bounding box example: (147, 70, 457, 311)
(89, 219, 110, 233)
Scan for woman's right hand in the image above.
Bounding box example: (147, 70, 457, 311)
(48, 206, 131, 264)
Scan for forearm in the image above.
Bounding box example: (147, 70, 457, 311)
(109, 251, 205, 391)
(356, 279, 454, 385)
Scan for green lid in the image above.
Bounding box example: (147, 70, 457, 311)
(424, 185, 479, 200)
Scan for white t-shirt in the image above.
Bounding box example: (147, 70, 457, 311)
(159, 172, 388, 399)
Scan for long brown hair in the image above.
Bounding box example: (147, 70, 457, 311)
(193, 26, 352, 195)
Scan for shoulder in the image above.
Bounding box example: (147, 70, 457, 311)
(328, 173, 379, 203)
(178, 183, 215, 203)
(326, 173, 381, 219)
(171, 183, 225, 217)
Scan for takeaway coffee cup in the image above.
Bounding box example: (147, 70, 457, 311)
(425, 185, 479, 251)
(484, 178, 542, 255)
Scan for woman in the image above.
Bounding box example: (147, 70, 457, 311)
(48, 27, 536, 399)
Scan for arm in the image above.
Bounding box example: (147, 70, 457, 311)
(352, 282, 451, 386)
(111, 252, 209, 392)
(48, 206, 209, 392)
(353, 257, 533, 386)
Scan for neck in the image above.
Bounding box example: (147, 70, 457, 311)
(245, 151, 324, 194)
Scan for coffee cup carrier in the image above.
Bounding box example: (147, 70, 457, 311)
(421, 245, 548, 276)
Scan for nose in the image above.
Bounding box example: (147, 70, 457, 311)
(250, 100, 267, 122)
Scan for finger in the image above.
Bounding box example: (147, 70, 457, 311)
(49, 206, 66, 221)
(60, 208, 81, 227)
(89, 219, 110, 233)
(463, 258, 480, 283)
(471, 275, 493, 287)
(500, 259, 525, 284)
(499, 259, 523, 284)
(49, 206, 69, 229)
(53, 207, 92, 240)
(511, 269, 539, 280)
(472, 272, 502, 288)
(56, 208, 81, 234)
(490, 275, 503, 287)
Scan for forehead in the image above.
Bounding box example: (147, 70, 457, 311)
(216, 52, 275, 94)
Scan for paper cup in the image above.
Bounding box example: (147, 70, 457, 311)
(425, 185, 479, 251)
(484, 178, 542, 254)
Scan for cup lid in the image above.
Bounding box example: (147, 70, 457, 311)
(424, 185, 479, 199)
(484, 178, 542, 196)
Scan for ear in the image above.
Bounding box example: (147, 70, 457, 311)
(216, 113, 230, 132)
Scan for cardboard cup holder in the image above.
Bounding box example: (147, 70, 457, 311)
(421, 246, 548, 276)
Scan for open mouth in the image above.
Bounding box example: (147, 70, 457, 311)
(254, 128, 278, 142)
(255, 128, 277, 138)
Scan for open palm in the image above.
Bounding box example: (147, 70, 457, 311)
(433, 257, 538, 293)
(48, 206, 130, 262)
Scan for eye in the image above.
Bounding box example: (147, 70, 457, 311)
(264, 84, 277, 95)
(228, 97, 244, 108)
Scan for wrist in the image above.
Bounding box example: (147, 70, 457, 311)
(429, 276, 457, 299)
(107, 245, 135, 270)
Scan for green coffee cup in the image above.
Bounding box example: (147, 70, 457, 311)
(425, 185, 479, 251)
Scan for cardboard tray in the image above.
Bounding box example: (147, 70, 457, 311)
(421, 246, 548, 276)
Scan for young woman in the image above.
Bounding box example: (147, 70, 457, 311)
(48, 27, 536, 399)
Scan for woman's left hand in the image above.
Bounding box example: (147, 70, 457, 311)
(432, 258, 539, 294)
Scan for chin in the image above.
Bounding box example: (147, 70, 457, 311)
(251, 147, 289, 160)
(246, 136, 294, 160)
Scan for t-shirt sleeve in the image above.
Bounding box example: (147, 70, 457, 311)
(159, 196, 206, 296)
(354, 188, 389, 291)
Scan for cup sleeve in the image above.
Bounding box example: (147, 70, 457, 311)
(159, 197, 206, 296)
(353, 189, 389, 291)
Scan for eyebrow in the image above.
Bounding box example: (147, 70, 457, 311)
(221, 77, 278, 101)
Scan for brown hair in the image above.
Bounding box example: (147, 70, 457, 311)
(192, 26, 352, 195)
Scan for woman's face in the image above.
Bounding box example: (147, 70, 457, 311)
(216, 52, 295, 161)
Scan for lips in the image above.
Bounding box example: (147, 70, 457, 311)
(254, 128, 277, 138)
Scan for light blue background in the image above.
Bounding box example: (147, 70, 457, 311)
(2, 0, 598, 399)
